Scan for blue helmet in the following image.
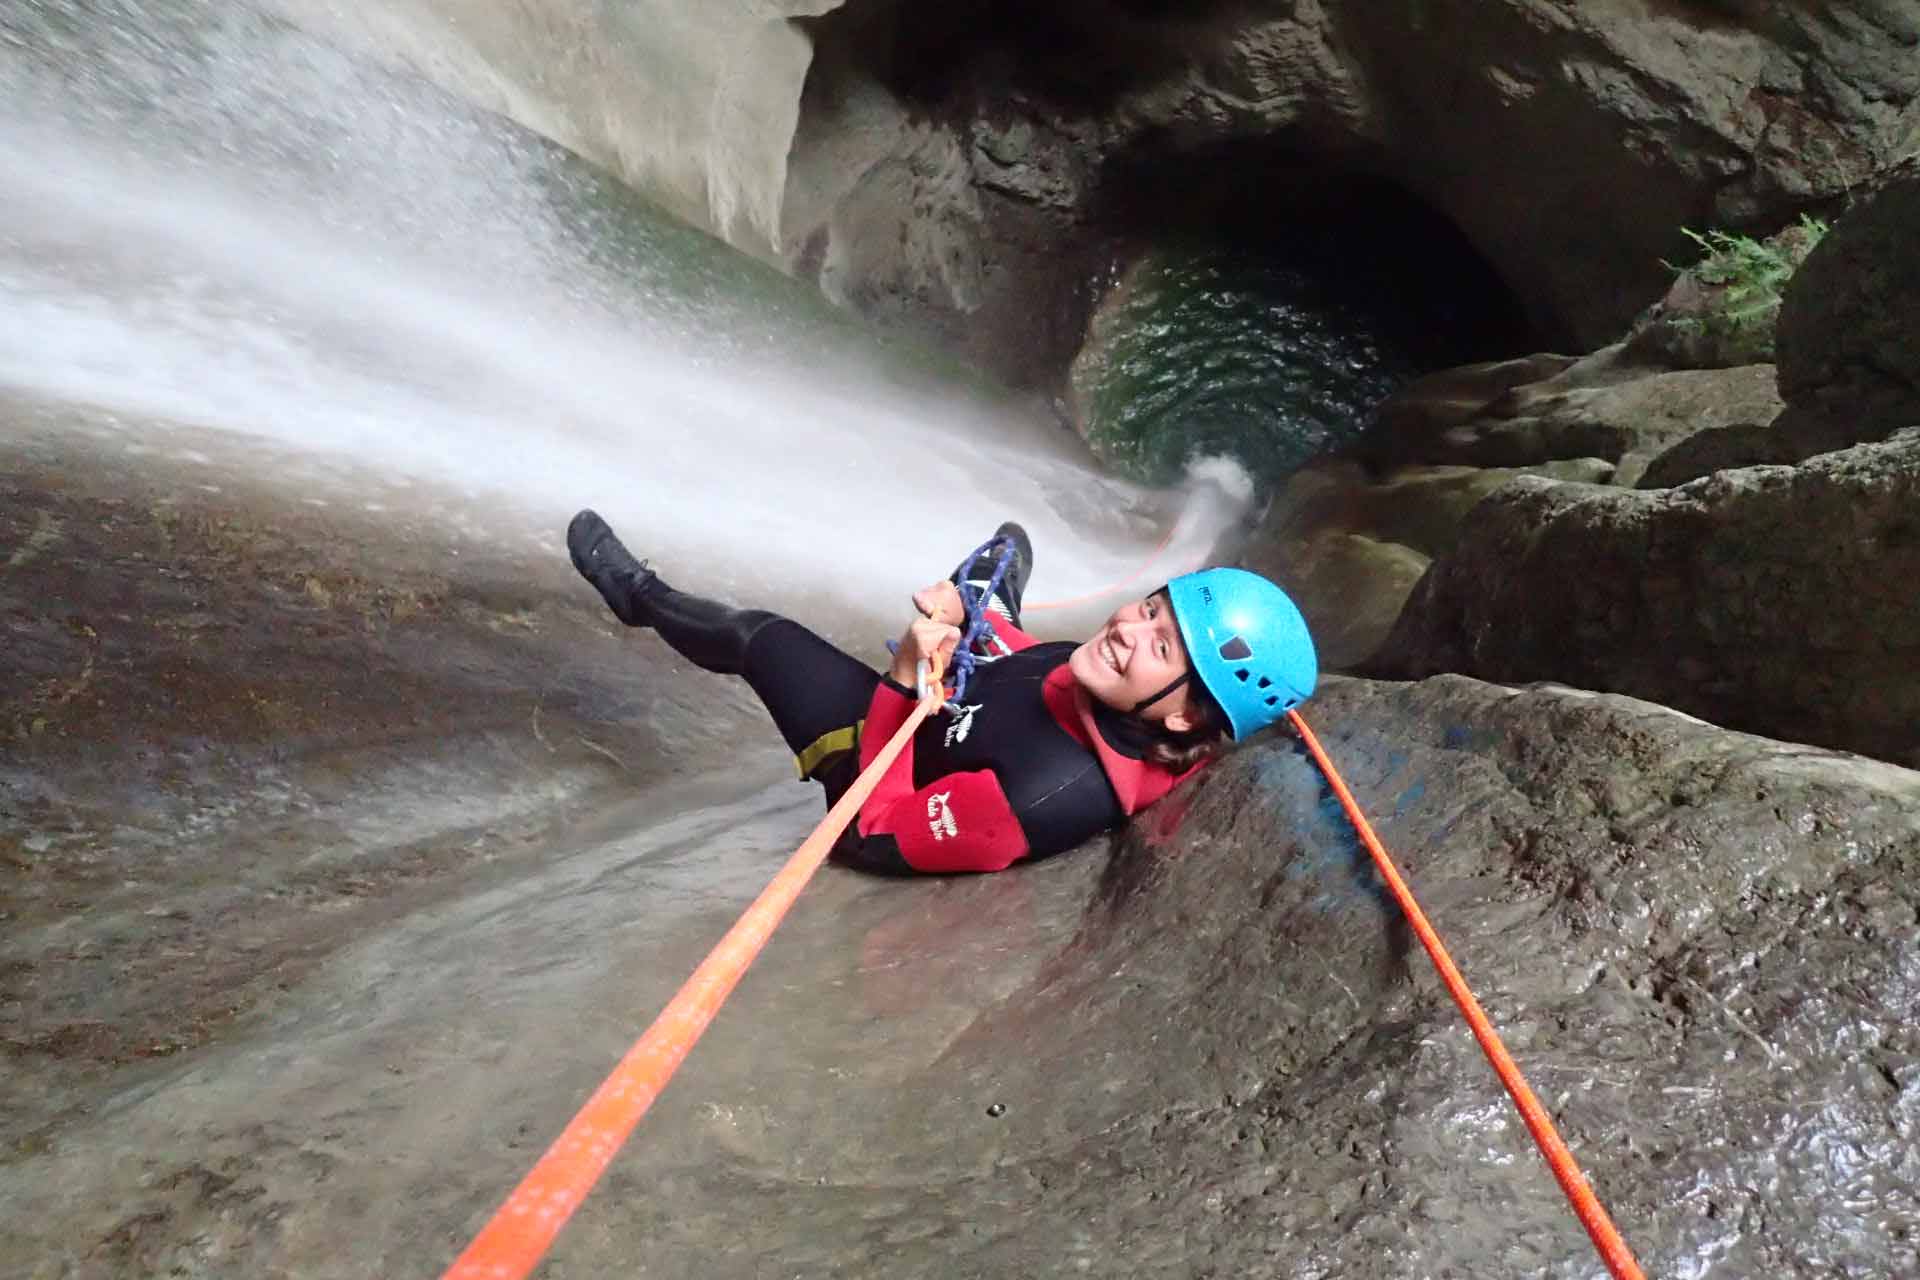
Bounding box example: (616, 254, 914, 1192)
(1165, 567, 1317, 740)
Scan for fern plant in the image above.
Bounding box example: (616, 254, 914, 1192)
(1669, 214, 1829, 343)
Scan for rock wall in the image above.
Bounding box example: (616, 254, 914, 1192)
(273, 0, 842, 256)
(259, 2, 1917, 393)
(988, 673, 1920, 1279)
(1339, 0, 1919, 347)
(1353, 170, 1920, 767)
(1370, 429, 1920, 767)
(520, 674, 1920, 1278)
(782, 1, 1920, 385)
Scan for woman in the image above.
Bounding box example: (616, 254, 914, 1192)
(567, 509, 1316, 875)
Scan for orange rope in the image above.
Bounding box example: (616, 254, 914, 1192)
(1287, 710, 1647, 1280)
(1022, 516, 1183, 612)
(442, 676, 948, 1280)
(444, 636, 1639, 1278)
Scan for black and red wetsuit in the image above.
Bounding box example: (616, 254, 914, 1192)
(837, 612, 1205, 874)
(586, 545, 1204, 875)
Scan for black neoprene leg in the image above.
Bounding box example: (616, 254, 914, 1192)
(639, 583, 778, 677)
(567, 512, 881, 778)
(637, 580, 880, 767)
(739, 618, 882, 765)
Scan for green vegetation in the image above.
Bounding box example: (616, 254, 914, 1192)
(1669, 215, 1829, 347)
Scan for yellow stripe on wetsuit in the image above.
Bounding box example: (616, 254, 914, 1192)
(794, 721, 863, 779)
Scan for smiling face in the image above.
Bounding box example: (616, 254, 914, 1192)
(1067, 590, 1201, 732)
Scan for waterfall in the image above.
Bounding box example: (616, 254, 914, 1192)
(0, 0, 1250, 626)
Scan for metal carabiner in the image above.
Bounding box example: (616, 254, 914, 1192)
(915, 651, 951, 706)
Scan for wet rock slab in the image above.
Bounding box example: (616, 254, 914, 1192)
(0, 408, 1108, 1278)
(0, 405, 782, 1162)
(6, 413, 1918, 1279)
(531, 678, 1920, 1279)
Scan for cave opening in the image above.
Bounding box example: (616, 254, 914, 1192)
(1068, 141, 1542, 488)
(1094, 141, 1541, 369)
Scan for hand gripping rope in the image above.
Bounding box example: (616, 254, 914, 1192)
(889, 532, 1015, 709)
(933, 519, 1185, 703)
(940, 532, 1018, 705)
(912, 517, 1186, 709)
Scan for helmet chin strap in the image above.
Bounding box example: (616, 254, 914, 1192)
(1130, 671, 1191, 717)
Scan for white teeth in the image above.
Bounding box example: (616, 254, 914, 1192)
(1101, 638, 1119, 673)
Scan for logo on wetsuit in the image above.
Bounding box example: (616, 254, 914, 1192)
(926, 791, 958, 841)
(944, 702, 980, 746)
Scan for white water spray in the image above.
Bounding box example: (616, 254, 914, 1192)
(0, 1, 1250, 632)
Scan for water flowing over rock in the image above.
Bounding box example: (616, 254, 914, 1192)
(10, 5, 1920, 1277)
(272, 0, 843, 256)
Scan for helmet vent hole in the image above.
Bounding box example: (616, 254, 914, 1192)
(1265, 695, 1279, 706)
(1256, 676, 1272, 689)
(1218, 636, 1254, 662)
(1234, 668, 1251, 682)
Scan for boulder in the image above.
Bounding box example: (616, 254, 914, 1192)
(1642, 166, 1920, 486)
(963, 673, 1920, 1279)
(1245, 526, 1433, 674)
(1370, 429, 1920, 767)
(1773, 164, 1920, 448)
(1242, 456, 1614, 671)
(1367, 348, 1784, 486)
(1367, 353, 1585, 446)
(1634, 419, 1806, 489)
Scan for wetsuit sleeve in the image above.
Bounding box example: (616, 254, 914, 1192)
(978, 611, 1039, 654)
(846, 680, 1030, 873)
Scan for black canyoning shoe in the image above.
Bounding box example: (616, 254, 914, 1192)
(956, 520, 1033, 627)
(567, 509, 656, 626)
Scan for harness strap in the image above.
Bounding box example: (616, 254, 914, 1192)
(1129, 670, 1191, 716)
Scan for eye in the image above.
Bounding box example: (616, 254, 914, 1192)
(1156, 639, 1169, 660)
(1143, 597, 1157, 618)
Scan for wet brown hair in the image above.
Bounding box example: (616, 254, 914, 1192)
(1141, 682, 1230, 772)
